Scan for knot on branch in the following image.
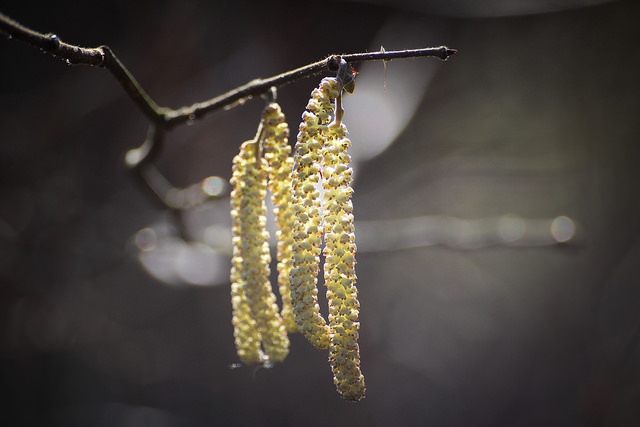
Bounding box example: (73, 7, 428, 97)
(327, 55, 342, 72)
(43, 33, 60, 50)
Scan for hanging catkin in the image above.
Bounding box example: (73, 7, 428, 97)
(290, 75, 365, 400)
(288, 79, 340, 350)
(321, 92, 365, 401)
(262, 102, 298, 333)
(230, 137, 289, 364)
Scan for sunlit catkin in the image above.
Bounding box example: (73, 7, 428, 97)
(262, 102, 298, 333)
(229, 263, 263, 364)
(289, 78, 342, 349)
(322, 114, 365, 401)
(230, 144, 263, 365)
(230, 139, 289, 363)
(230, 71, 364, 400)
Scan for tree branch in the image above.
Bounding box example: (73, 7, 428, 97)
(1, 11, 456, 129)
(1, 11, 456, 211)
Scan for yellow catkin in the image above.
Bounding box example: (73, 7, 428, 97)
(230, 145, 263, 365)
(230, 140, 289, 363)
(289, 78, 342, 349)
(262, 103, 298, 333)
(322, 119, 365, 401)
(230, 265, 262, 364)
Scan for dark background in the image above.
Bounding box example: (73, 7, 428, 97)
(1, 0, 639, 425)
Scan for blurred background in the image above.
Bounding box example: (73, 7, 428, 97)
(1, 0, 640, 425)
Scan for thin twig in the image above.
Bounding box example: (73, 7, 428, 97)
(161, 46, 456, 126)
(0, 12, 104, 65)
(1, 12, 456, 129)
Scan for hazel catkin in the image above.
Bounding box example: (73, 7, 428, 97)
(288, 78, 343, 349)
(322, 119, 365, 401)
(291, 76, 365, 400)
(230, 139, 289, 364)
(261, 102, 298, 333)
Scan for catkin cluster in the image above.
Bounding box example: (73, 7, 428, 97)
(290, 77, 365, 401)
(229, 74, 364, 401)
